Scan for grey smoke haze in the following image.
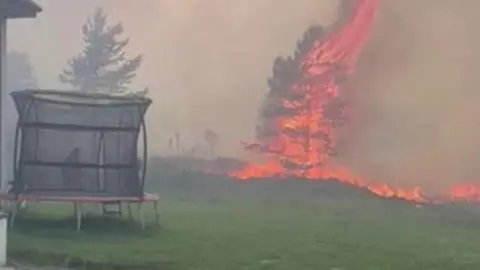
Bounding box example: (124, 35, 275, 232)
(11, 0, 477, 194)
(341, 0, 480, 193)
(8, 0, 339, 156)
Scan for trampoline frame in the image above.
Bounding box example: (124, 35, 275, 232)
(5, 90, 157, 230)
(0, 192, 160, 231)
(11, 89, 151, 197)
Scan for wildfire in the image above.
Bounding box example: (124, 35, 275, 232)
(229, 0, 480, 204)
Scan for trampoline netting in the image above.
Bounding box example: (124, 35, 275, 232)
(10, 90, 152, 198)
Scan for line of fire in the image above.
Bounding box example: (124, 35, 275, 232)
(218, 0, 480, 204)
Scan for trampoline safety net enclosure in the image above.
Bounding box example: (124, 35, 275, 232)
(10, 90, 152, 198)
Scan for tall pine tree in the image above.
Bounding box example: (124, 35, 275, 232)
(255, 25, 347, 171)
(258, 26, 324, 138)
(60, 8, 142, 93)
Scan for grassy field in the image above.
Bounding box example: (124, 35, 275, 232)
(7, 190, 480, 270)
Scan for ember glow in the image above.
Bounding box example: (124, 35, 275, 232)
(229, 0, 480, 204)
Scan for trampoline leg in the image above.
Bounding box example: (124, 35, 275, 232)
(9, 202, 18, 228)
(153, 201, 160, 225)
(127, 204, 132, 219)
(138, 203, 145, 229)
(75, 202, 82, 232)
(9, 212, 16, 228)
(101, 203, 106, 215)
(118, 202, 123, 218)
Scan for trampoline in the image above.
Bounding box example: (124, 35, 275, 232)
(1, 89, 159, 230)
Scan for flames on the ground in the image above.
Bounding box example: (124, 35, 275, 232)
(229, 0, 480, 204)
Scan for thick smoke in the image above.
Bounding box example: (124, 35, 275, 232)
(102, 0, 341, 156)
(10, 0, 340, 156)
(340, 0, 480, 194)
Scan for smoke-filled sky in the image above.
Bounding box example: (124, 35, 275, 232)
(10, 0, 480, 193)
(342, 0, 480, 193)
(8, 0, 339, 156)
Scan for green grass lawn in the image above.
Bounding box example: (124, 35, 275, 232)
(7, 195, 480, 270)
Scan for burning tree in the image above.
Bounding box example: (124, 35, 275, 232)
(248, 24, 350, 177)
(233, 0, 380, 180)
(232, 0, 430, 203)
(230, 0, 480, 203)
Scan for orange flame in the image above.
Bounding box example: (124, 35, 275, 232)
(229, 0, 480, 204)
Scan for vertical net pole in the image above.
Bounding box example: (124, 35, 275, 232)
(12, 99, 33, 196)
(140, 113, 148, 195)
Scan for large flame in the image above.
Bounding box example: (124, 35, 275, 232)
(229, 0, 480, 204)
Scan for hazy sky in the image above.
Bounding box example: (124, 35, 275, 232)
(10, 0, 480, 193)
(341, 0, 480, 192)
(8, 0, 339, 156)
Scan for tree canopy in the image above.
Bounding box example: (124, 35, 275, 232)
(257, 25, 326, 140)
(59, 7, 142, 93)
(254, 25, 348, 170)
